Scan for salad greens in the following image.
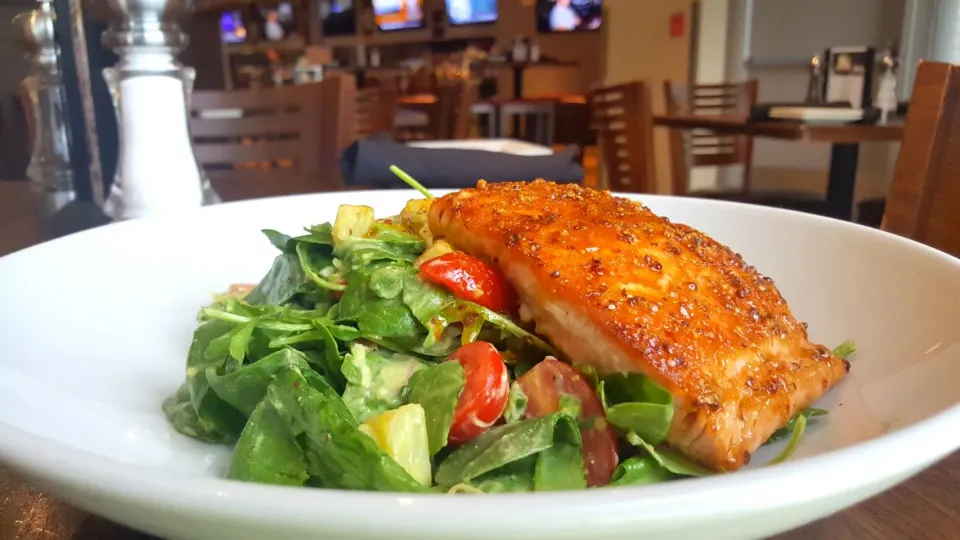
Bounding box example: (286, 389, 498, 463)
(163, 178, 856, 494)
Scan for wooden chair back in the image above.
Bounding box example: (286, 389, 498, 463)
(189, 77, 355, 201)
(882, 61, 960, 257)
(663, 80, 757, 195)
(434, 79, 477, 140)
(354, 85, 399, 140)
(588, 81, 656, 193)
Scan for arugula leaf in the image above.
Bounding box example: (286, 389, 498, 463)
(434, 412, 585, 490)
(340, 345, 425, 422)
(206, 348, 311, 416)
(338, 269, 422, 339)
(429, 300, 559, 356)
(228, 398, 309, 486)
(162, 382, 235, 444)
(833, 339, 857, 359)
(598, 373, 674, 445)
(766, 408, 827, 444)
(336, 238, 421, 271)
(295, 242, 345, 291)
(245, 252, 306, 306)
(404, 361, 465, 454)
(768, 414, 807, 465)
(306, 222, 334, 243)
(503, 382, 528, 424)
(229, 321, 257, 362)
(625, 432, 712, 477)
(609, 456, 674, 487)
(266, 367, 428, 492)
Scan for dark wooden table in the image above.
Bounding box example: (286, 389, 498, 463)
(1, 180, 957, 539)
(654, 115, 905, 221)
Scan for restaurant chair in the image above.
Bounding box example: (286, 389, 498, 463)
(498, 98, 556, 146)
(882, 61, 960, 257)
(663, 80, 757, 196)
(397, 79, 476, 141)
(663, 80, 831, 214)
(588, 81, 657, 193)
(188, 76, 354, 201)
(354, 85, 399, 140)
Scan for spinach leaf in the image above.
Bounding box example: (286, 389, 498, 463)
(503, 382, 528, 424)
(609, 456, 674, 487)
(185, 320, 247, 441)
(207, 348, 311, 416)
(766, 408, 827, 444)
(434, 412, 585, 490)
(465, 473, 534, 493)
(340, 344, 425, 422)
(261, 229, 293, 252)
(306, 222, 334, 243)
(266, 367, 427, 492)
(401, 274, 452, 328)
(369, 264, 413, 300)
(404, 361, 465, 454)
(429, 300, 558, 356)
(228, 398, 309, 486)
(598, 373, 673, 445)
(245, 252, 306, 306)
(533, 414, 587, 491)
(369, 222, 425, 250)
(162, 383, 235, 444)
(625, 432, 712, 477)
(338, 269, 422, 339)
(833, 339, 856, 359)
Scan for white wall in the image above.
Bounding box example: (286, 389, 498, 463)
(690, 0, 731, 191)
(726, 0, 907, 205)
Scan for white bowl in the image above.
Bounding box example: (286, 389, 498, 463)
(1, 191, 959, 540)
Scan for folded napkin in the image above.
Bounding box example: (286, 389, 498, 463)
(750, 102, 880, 124)
(340, 137, 584, 189)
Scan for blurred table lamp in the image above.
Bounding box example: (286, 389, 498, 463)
(91, 0, 217, 219)
(14, 0, 76, 216)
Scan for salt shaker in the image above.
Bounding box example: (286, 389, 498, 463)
(876, 48, 899, 125)
(95, 0, 207, 220)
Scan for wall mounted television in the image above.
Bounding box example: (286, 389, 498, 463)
(446, 0, 497, 26)
(536, 0, 602, 32)
(372, 0, 425, 31)
(319, 0, 357, 37)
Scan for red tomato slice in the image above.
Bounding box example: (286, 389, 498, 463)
(445, 342, 510, 444)
(517, 358, 619, 487)
(419, 252, 516, 313)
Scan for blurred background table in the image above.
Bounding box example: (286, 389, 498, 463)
(0, 179, 958, 539)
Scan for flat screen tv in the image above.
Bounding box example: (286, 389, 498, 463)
(372, 0, 424, 31)
(536, 0, 602, 32)
(219, 10, 247, 43)
(319, 0, 357, 37)
(446, 0, 497, 25)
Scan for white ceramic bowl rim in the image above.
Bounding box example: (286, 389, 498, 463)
(2, 192, 960, 535)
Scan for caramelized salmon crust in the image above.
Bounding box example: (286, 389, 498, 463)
(428, 180, 849, 471)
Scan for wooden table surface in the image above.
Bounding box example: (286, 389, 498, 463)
(653, 114, 905, 143)
(0, 180, 957, 539)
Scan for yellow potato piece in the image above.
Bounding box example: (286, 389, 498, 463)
(360, 403, 432, 487)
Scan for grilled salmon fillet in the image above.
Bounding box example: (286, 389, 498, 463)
(428, 180, 849, 472)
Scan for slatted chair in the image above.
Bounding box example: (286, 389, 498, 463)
(663, 80, 757, 196)
(882, 61, 960, 258)
(188, 76, 355, 201)
(588, 81, 656, 193)
(354, 85, 399, 140)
